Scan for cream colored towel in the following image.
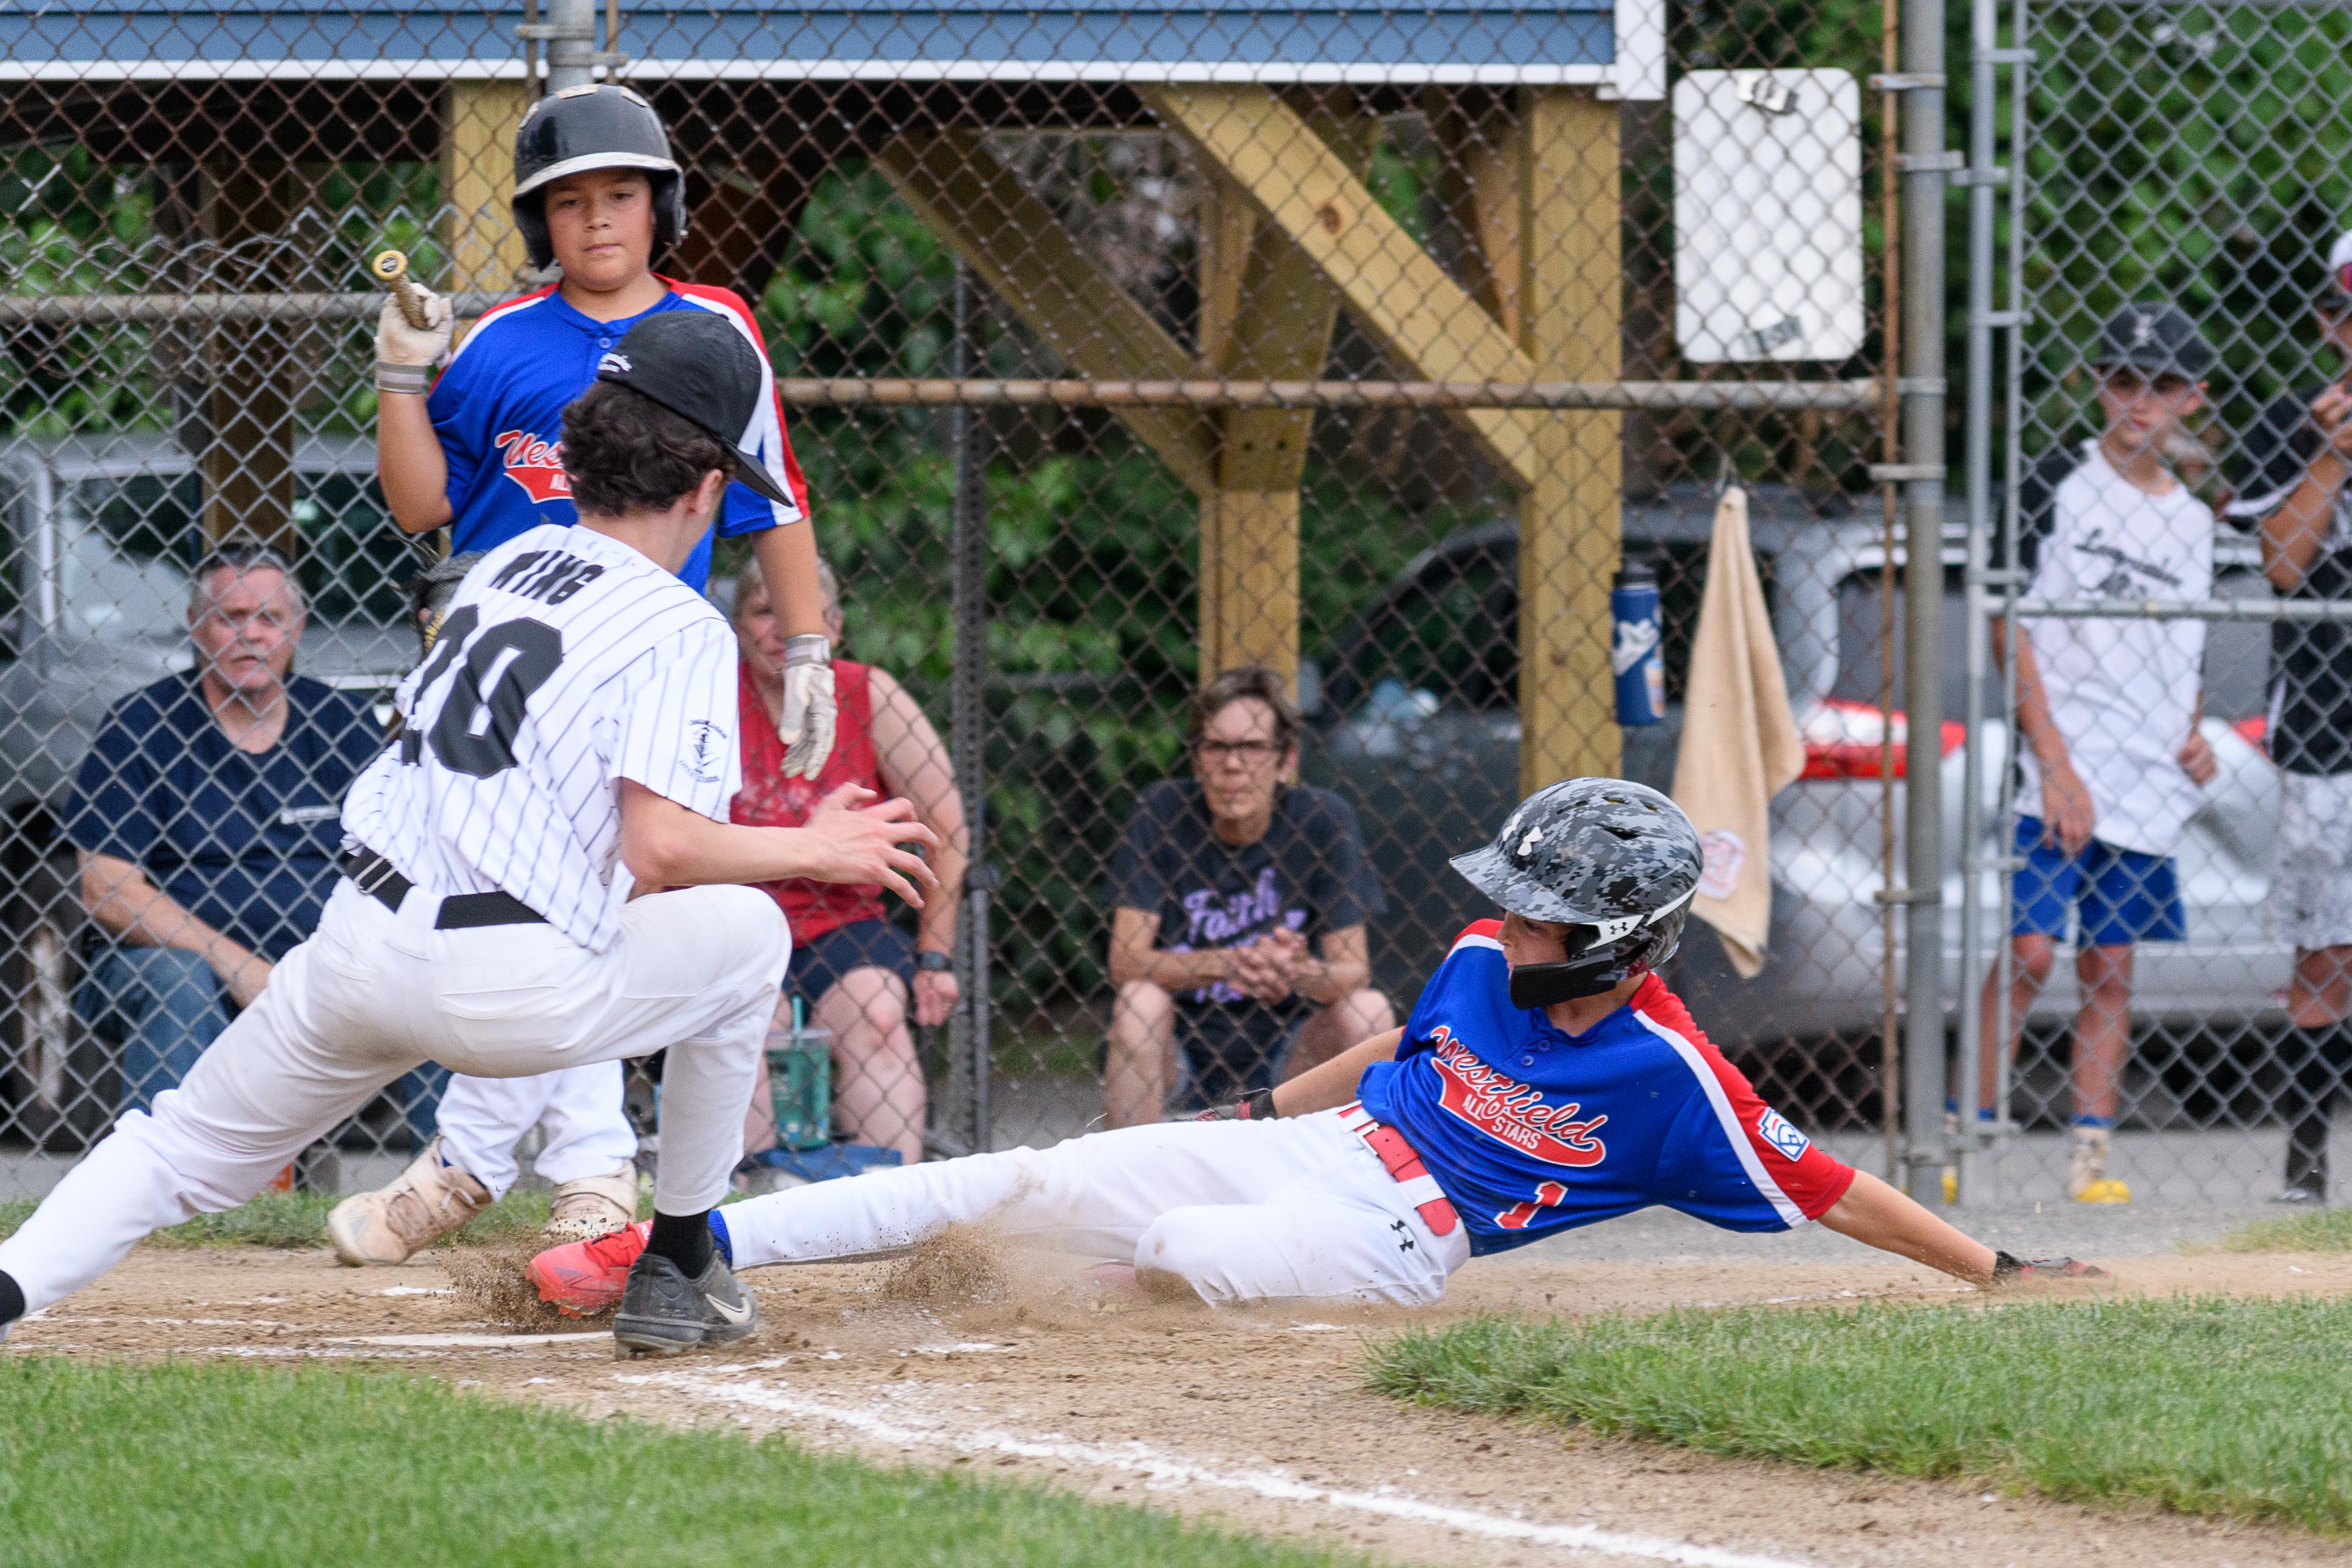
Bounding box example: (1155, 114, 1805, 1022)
(1670, 485, 1805, 977)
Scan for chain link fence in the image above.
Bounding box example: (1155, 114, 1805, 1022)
(0, 1, 1909, 1206)
(1951, 0, 2352, 1206)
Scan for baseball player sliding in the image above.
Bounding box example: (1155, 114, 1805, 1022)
(0, 310, 938, 1357)
(532, 781, 2097, 1314)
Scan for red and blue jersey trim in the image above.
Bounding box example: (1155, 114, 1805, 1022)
(1627, 977, 1854, 1223)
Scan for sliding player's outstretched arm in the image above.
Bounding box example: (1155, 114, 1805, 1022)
(1815, 1171, 1997, 1284)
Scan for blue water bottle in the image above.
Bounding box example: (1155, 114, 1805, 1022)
(1611, 556, 1665, 726)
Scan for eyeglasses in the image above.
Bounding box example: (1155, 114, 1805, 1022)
(1194, 739, 1283, 764)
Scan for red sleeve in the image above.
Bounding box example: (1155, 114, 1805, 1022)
(1635, 978, 1856, 1222)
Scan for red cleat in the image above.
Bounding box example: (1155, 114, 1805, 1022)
(529, 1220, 649, 1316)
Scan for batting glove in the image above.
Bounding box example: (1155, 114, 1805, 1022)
(778, 635, 838, 779)
(1991, 1250, 2107, 1284)
(1193, 1088, 1279, 1122)
(375, 289, 453, 393)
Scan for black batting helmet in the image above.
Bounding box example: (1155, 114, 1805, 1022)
(512, 84, 686, 272)
(1449, 778, 1702, 1008)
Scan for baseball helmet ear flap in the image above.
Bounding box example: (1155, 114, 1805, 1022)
(511, 84, 687, 272)
(1505, 892, 1695, 1009)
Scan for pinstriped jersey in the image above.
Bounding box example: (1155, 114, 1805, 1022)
(1357, 920, 1856, 1255)
(342, 524, 742, 952)
(428, 280, 808, 593)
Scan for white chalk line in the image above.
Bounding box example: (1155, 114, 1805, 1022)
(618, 1369, 1826, 1568)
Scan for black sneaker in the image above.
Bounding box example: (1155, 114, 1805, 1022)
(2272, 1183, 2328, 1206)
(611, 1250, 759, 1359)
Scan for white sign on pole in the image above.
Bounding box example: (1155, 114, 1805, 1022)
(1673, 69, 1865, 363)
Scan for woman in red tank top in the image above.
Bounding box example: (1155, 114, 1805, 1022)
(733, 559, 968, 1163)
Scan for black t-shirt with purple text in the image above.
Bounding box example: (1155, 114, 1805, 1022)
(1106, 779, 1386, 1022)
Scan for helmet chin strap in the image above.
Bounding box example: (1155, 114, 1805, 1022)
(1508, 954, 1639, 1009)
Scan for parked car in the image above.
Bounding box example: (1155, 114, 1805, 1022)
(1297, 484, 2285, 1052)
(0, 432, 415, 1144)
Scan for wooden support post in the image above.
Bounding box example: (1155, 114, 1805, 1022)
(875, 133, 1218, 498)
(197, 160, 297, 550)
(442, 81, 532, 298)
(1145, 85, 1541, 491)
(1514, 89, 1623, 792)
(1196, 99, 1370, 689)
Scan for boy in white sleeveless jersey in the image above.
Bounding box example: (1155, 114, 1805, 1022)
(0, 311, 937, 1357)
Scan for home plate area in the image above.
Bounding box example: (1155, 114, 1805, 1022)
(8, 1236, 2349, 1568)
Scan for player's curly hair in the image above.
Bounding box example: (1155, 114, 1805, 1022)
(560, 381, 735, 517)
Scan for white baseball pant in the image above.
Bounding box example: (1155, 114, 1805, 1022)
(0, 878, 787, 1316)
(435, 1064, 637, 1199)
(721, 1108, 1471, 1305)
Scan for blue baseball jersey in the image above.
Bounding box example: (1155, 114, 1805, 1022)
(1357, 920, 1855, 1256)
(426, 279, 808, 592)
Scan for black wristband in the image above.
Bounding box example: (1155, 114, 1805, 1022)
(1238, 1087, 1279, 1120)
(1991, 1250, 2023, 1284)
(915, 950, 953, 973)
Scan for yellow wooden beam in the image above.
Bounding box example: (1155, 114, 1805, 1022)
(1145, 84, 1540, 490)
(442, 80, 531, 301)
(1198, 98, 1372, 688)
(196, 158, 297, 549)
(1515, 88, 1623, 791)
(1430, 95, 1524, 345)
(874, 132, 1218, 499)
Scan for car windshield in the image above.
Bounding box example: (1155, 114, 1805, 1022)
(41, 462, 408, 642)
(55, 472, 194, 640)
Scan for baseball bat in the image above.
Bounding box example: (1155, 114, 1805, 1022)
(371, 249, 431, 331)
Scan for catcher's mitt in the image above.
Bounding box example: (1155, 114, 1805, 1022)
(407, 550, 483, 656)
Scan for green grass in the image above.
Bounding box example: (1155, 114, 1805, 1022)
(0, 1357, 1346, 1568)
(2217, 1206, 2352, 1254)
(1367, 1297, 2352, 1535)
(0, 1188, 562, 1249)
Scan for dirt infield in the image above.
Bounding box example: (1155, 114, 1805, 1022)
(8, 1241, 2349, 1568)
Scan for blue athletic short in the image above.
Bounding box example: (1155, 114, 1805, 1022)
(2009, 816, 2184, 946)
(789, 918, 916, 1004)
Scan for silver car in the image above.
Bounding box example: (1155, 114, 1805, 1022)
(0, 433, 415, 1143)
(1299, 486, 2285, 1056)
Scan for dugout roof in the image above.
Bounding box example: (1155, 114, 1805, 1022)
(0, 0, 1661, 96)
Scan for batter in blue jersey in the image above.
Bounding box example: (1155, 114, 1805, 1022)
(418, 279, 805, 592)
(523, 779, 2105, 1318)
(370, 83, 838, 779)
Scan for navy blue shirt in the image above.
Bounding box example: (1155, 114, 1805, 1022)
(67, 674, 387, 961)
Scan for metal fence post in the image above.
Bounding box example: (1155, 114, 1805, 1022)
(537, 0, 597, 92)
(949, 259, 993, 1157)
(1899, 0, 1951, 1201)
(1952, 0, 2002, 1205)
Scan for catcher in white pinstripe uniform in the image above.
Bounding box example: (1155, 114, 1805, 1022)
(0, 311, 936, 1357)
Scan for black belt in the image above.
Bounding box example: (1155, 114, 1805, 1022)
(341, 847, 546, 931)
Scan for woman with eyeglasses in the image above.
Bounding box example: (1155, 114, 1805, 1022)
(1099, 666, 1394, 1127)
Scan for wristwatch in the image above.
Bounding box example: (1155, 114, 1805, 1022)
(915, 950, 953, 973)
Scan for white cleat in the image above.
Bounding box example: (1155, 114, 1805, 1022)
(544, 1167, 640, 1244)
(327, 1136, 493, 1266)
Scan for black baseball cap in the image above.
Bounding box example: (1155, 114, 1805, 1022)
(2092, 302, 2214, 380)
(592, 310, 794, 507)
